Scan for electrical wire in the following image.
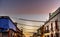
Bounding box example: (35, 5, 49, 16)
(18, 18, 46, 22)
(11, 17, 46, 22)
(17, 23, 40, 27)
(23, 29, 37, 30)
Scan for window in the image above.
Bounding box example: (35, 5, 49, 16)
(47, 35, 49, 37)
(51, 34, 53, 37)
(55, 33, 59, 37)
(45, 26, 49, 33)
(47, 26, 49, 30)
(45, 36, 46, 37)
(2, 32, 8, 37)
(47, 26, 49, 32)
(55, 20, 59, 31)
(51, 23, 53, 31)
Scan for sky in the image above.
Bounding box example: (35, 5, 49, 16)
(0, 0, 60, 20)
(0, 0, 60, 37)
(0, 0, 60, 15)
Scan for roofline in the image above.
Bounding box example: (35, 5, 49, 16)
(37, 7, 60, 30)
(0, 16, 15, 25)
(44, 7, 60, 25)
(0, 16, 17, 31)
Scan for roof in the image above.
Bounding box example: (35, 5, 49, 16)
(0, 16, 16, 31)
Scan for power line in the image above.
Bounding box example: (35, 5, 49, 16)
(17, 23, 40, 27)
(12, 17, 46, 22)
(11, 17, 60, 24)
(18, 18, 46, 22)
(23, 28, 38, 30)
(24, 32, 36, 33)
(12, 17, 60, 22)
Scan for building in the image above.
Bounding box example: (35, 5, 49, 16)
(32, 33, 38, 37)
(31, 32, 40, 37)
(14, 22, 24, 37)
(37, 25, 45, 37)
(0, 16, 17, 37)
(37, 7, 60, 37)
(0, 16, 24, 37)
